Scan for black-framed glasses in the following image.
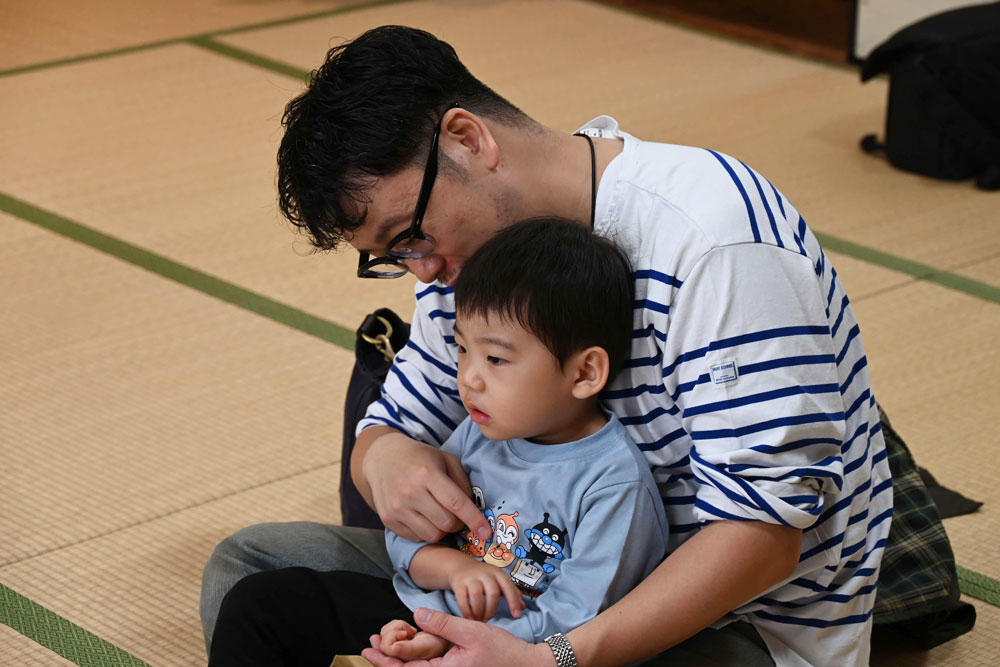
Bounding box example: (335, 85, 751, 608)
(357, 103, 460, 279)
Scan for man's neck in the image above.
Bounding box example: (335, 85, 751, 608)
(491, 123, 622, 225)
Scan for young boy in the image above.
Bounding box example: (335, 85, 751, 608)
(207, 218, 668, 665)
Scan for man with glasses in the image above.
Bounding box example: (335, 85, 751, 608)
(355, 102, 460, 280)
(201, 25, 892, 667)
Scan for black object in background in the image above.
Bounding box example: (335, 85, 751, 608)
(860, 2, 1000, 190)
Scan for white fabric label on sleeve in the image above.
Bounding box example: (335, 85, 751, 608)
(710, 359, 739, 385)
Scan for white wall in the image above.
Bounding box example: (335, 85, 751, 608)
(853, 0, 995, 59)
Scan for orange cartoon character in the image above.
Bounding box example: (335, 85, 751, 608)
(459, 525, 488, 558)
(481, 509, 519, 569)
(459, 486, 490, 558)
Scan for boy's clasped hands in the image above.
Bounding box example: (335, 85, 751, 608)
(379, 556, 525, 660)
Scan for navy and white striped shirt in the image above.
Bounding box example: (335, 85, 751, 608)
(359, 117, 892, 666)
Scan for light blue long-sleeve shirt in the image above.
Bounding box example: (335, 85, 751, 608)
(386, 414, 668, 643)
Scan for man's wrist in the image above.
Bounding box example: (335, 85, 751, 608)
(534, 639, 559, 666)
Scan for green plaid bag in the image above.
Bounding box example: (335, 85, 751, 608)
(872, 406, 976, 648)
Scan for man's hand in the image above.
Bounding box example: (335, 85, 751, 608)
(357, 428, 492, 543)
(362, 608, 555, 667)
(379, 618, 451, 661)
(448, 560, 525, 621)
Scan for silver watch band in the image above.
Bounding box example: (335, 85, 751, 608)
(544, 632, 578, 667)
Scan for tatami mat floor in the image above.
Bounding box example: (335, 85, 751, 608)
(2, 1, 997, 665)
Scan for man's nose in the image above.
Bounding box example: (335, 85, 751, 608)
(402, 255, 443, 283)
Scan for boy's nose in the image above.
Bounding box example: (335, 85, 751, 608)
(459, 366, 484, 393)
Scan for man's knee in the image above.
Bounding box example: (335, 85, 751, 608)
(201, 523, 285, 651)
(206, 523, 283, 572)
(205, 521, 388, 575)
(203, 526, 266, 609)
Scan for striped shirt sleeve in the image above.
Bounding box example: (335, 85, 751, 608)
(664, 243, 847, 530)
(356, 285, 466, 446)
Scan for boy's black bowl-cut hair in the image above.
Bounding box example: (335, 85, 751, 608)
(454, 217, 634, 383)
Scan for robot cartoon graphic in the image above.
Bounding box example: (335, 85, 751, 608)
(482, 510, 519, 569)
(511, 513, 568, 590)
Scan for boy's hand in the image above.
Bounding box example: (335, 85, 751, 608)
(378, 619, 451, 660)
(448, 560, 525, 621)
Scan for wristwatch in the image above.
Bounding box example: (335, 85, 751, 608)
(543, 632, 578, 667)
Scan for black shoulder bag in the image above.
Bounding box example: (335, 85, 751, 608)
(340, 308, 410, 529)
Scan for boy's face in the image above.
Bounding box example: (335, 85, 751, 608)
(454, 313, 582, 444)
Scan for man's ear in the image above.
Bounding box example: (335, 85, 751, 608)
(440, 108, 501, 170)
(569, 346, 610, 400)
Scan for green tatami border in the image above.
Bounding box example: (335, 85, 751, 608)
(0, 0, 409, 78)
(815, 233, 1000, 305)
(0, 583, 149, 666)
(186, 36, 309, 81)
(958, 566, 1000, 608)
(0, 193, 354, 351)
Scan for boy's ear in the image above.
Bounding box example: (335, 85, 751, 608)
(569, 346, 610, 400)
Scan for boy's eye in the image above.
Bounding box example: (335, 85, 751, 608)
(456, 344, 467, 354)
(487, 356, 506, 365)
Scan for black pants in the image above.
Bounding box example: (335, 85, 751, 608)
(208, 568, 412, 667)
(208, 566, 775, 667)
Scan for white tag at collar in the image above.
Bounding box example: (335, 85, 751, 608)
(575, 115, 621, 139)
(577, 127, 617, 139)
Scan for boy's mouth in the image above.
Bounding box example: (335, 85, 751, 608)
(466, 403, 490, 425)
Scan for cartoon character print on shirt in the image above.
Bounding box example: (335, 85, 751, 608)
(459, 527, 487, 558)
(482, 510, 519, 569)
(511, 513, 568, 593)
(459, 487, 490, 558)
(515, 513, 567, 573)
(471, 486, 486, 513)
(455, 488, 570, 597)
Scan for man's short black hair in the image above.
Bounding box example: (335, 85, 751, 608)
(454, 218, 634, 383)
(277, 25, 531, 251)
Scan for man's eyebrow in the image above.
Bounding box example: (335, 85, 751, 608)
(368, 213, 411, 249)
